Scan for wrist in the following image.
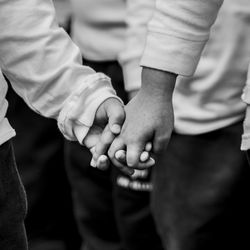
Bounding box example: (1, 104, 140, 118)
(141, 67, 177, 100)
(128, 90, 139, 100)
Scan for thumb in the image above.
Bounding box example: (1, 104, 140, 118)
(104, 98, 125, 134)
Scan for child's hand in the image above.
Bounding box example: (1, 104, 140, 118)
(112, 142, 155, 175)
(93, 142, 155, 176)
(82, 97, 125, 164)
(107, 68, 176, 173)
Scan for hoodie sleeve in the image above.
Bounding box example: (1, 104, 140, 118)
(241, 64, 250, 150)
(0, 0, 121, 144)
(119, 0, 155, 92)
(140, 0, 224, 76)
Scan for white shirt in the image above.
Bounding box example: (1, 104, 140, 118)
(174, 0, 250, 134)
(0, 0, 120, 146)
(120, 0, 250, 142)
(70, 0, 126, 61)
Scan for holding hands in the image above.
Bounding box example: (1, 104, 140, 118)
(85, 67, 177, 175)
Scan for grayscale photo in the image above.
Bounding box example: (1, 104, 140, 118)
(0, 0, 250, 249)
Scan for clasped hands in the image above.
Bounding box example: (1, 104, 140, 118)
(83, 68, 176, 175)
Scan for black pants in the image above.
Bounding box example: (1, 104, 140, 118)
(6, 86, 81, 250)
(0, 140, 27, 250)
(64, 58, 163, 250)
(152, 121, 250, 250)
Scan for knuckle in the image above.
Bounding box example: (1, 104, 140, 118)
(108, 148, 115, 159)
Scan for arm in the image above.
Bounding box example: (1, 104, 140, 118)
(141, 0, 224, 76)
(109, 0, 224, 170)
(0, 0, 123, 145)
(91, 0, 155, 171)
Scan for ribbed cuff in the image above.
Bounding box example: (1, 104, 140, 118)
(241, 105, 250, 150)
(140, 31, 207, 77)
(242, 84, 250, 104)
(122, 59, 142, 92)
(58, 73, 123, 144)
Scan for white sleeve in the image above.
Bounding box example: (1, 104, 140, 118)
(241, 63, 250, 150)
(141, 0, 224, 76)
(119, 0, 155, 92)
(0, 0, 121, 144)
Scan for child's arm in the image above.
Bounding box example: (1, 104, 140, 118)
(0, 0, 123, 146)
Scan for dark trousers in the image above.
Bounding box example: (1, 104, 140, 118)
(64, 58, 163, 250)
(152, 121, 250, 250)
(6, 86, 81, 250)
(0, 140, 28, 250)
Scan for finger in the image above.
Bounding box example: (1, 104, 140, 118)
(89, 147, 96, 155)
(105, 99, 125, 134)
(93, 125, 115, 161)
(111, 157, 135, 176)
(96, 155, 110, 171)
(140, 151, 150, 162)
(83, 126, 102, 149)
(116, 149, 151, 163)
(131, 157, 155, 170)
(145, 142, 153, 152)
(90, 157, 97, 168)
(115, 150, 126, 163)
(127, 143, 145, 168)
(108, 138, 134, 175)
(108, 137, 125, 160)
(115, 150, 154, 169)
(90, 148, 97, 167)
(153, 132, 169, 154)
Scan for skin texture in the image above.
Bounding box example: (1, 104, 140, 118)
(87, 67, 177, 175)
(107, 67, 177, 174)
(82, 97, 125, 157)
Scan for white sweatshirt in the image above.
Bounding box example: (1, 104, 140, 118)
(0, 0, 120, 146)
(120, 0, 250, 148)
(141, 0, 250, 149)
(141, 0, 224, 76)
(119, 0, 224, 89)
(69, 0, 126, 61)
(174, 0, 250, 134)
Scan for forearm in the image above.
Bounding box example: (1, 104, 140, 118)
(141, 0, 224, 76)
(0, 0, 93, 117)
(141, 67, 177, 100)
(0, 0, 119, 142)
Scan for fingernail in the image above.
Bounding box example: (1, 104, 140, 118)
(90, 158, 97, 168)
(127, 162, 134, 168)
(115, 150, 124, 160)
(149, 157, 155, 166)
(90, 147, 95, 155)
(145, 142, 152, 152)
(99, 155, 107, 163)
(111, 124, 121, 134)
(140, 151, 149, 162)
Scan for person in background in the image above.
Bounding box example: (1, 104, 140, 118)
(0, 0, 126, 248)
(101, 0, 250, 249)
(64, 0, 162, 249)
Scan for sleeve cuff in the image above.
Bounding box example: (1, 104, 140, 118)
(242, 85, 250, 104)
(241, 105, 250, 150)
(122, 59, 142, 92)
(140, 31, 207, 77)
(58, 73, 123, 144)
